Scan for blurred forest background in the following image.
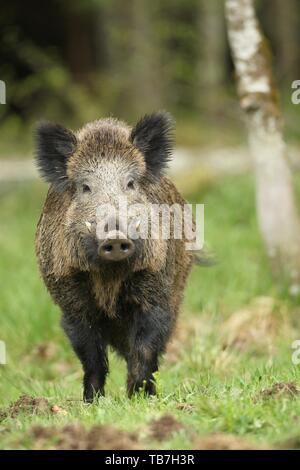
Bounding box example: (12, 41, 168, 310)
(1, 0, 300, 156)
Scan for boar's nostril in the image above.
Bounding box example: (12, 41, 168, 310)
(104, 244, 113, 253)
(121, 243, 130, 252)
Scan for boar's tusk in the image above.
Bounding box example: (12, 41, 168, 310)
(135, 219, 141, 230)
(85, 221, 92, 232)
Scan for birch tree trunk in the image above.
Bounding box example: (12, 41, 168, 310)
(225, 0, 300, 293)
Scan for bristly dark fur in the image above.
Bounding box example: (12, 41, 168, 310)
(130, 111, 174, 178)
(35, 121, 77, 192)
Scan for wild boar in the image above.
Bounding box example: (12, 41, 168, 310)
(35, 112, 196, 401)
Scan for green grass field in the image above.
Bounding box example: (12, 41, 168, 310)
(1, 175, 300, 449)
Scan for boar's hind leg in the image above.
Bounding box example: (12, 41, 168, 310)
(62, 315, 108, 402)
(127, 305, 172, 398)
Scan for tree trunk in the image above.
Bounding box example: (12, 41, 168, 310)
(225, 0, 300, 293)
(198, 0, 226, 114)
(129, 0, 162, 115)
(65, 11, 94, 85)
(273, 0, 299, 82)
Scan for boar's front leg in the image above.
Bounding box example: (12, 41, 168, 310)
(49, 274, 108, 402)
(127, 304, 173, 397)
(62, 315, 108, 402)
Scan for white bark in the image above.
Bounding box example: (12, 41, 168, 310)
(225, 0, 300, 291)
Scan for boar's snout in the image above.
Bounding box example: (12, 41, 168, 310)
(98, 230, 135, 262)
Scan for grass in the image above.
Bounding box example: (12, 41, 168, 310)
(1, 174, 300, 449)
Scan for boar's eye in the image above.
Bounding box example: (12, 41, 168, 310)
(126, 179, 135, 190)
(82, 184, 91, 193)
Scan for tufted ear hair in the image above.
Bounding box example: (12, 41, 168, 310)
(34, 121, 77, 192)
(130, 111, 174, 178)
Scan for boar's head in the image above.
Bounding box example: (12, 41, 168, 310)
(35, 112, 174, 275)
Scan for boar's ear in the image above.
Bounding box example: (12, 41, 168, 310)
(34, 121, 77, 191)
(130, 112, 174, 178)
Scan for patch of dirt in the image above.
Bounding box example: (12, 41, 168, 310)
(221, 297, 290, 354)
(147, 413, 185, 442)
(193, 433, 264, 450)
(0, 395, 68, 421)
(255, 382, 299, 401)
(28, 423, 139, 450)
(0, 395, 49, 420)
